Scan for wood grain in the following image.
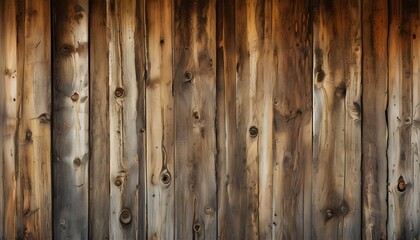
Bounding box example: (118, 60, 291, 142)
(19, 0, 52, 238)
(52, 0, 89, 238)
(107, 0, 141, 237)
(362, 0, 388, 238)
(0, 0, 4, 235)
(89, 0, 109, 238)
(145, 0, 174, 238)
(312, 0, 362, 238)
(272, 0, 312, 239)
(174, 0, 217, 239)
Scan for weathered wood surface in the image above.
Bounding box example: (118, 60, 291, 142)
(0, 0, 4, 235)
(52, 0, 89, 238)
(362, 0, 388, 239)
(174, 0, 217, 239)
(145, 0, 174, 239)
(107, 0, 142, 238)
(89, 0, 109, 238)
(312, 0, 362, 238)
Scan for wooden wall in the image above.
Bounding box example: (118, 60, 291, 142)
(1, 0, 419, 239)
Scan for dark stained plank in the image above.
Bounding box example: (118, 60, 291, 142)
(388, 0, 418, 238)
(52, 0, 89, 238)
(362, 0, 388, 238)
(145, 0, 175, 238)
(271, 0, 312, 239)
(19, 0, 52, 238)
(312, 0, 362, 238)
(174, 0, 217, 239)
(89, 0, 109, 238)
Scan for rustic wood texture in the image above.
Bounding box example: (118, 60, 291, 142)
(272, 0, 312, 239)
(145, 0, 174, 238)
(52, 0, 89, 238)
(362, 0, 388, 239)
(89, 0, 109, 238)
(312, 0, 362, 238)
(0, 0, 4, 235)
(107, 0, 142, 238)
(174, 0, 217, 239)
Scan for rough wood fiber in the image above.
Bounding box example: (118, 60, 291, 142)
(0, 0, 4, 235)
(145, 0, 174, 238)
(362, 0, 388, 239)
(312, 0, 362, 238)
(174, 0, 217, 239)
(52, 0, 89, 238)
(2, 0, 19, 238)
(272, 0, 312, 239)
(19, 0, 52, 238)
(388, 0, 418, 238)
(107, 0, 141, 238)
(89, 0, 109, 238)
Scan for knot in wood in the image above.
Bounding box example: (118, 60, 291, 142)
(25, 129, 33, 142)
(249, 126, 259, 138)
(119, 209, 132, 225)
(114, 176, 123, 187)
(160, 171, 171, 185)
(205, 206, 214, 215)
(73, 158, 81, 167)
(326, 209, 333, 219)
(397, 176, 407, 192)
(71, 92, 79, 102)
(184, 71, 193, 81)
(114, 87, 125, 98)
(193, 223, 201, 232)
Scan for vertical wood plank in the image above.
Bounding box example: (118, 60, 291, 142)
(271, 0, 312, 239)
(388, 0, 418, 238)
(2, 0, 19, 238)
(0, 0, 5, 237)
(312, 0, 362, 238)
(89, 0, 109, 238)
(174, 0, 217, 239)
(107, 0, 141, 237)
(19, 0, 52, 238)
(52, 0, 89, 238)
(145, 0, 174, 238)
(362, 0, 388, 238)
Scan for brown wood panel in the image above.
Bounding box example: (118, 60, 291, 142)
(0, 0, 4, 235)
(107, 0, 142, 237)
(272, 0, 312, 239)
(52, 0, 89, 238)
(174, 0, 217, 239)
(89, 0, 109, 238)
(362, 0, 388, 238)
(312, 0, 362, 238)
(19, 0, 52, 238)
(145, 0, 174, 238)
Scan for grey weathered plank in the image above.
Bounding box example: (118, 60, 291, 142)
(174, 0, 217, 239)
(272, 0, 312, 239)
(89, 0, 109, 238)
(52, 0, 89, 238)
(107, 0, 141, 238)
(19, 0, 52, 238)
(145, 0, 175, 238)
(362, 0, 388, 238)
(312, 0, 362, 238)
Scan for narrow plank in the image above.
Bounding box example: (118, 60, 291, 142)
(362, 0, 388, 238)
(388, 0, 416, 238)
(19, 0, 52, 238)
(312, 0, 361, 238)
(272, 0, 312, 239)
(2, 0, 19, 238)
(89, 0, 109, 238)
(174, 0, 217, 238)
(145, 0, 174, 238)
(107, 0, 140, 238)
(0, 0, 5, 237)
(52, 0, 89, 238)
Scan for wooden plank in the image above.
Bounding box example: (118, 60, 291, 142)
(89, 0, 109, 238)
(312, 0, 362, 238)
(2, 0, 19, 238)
(145, 0, 174, 238)
(361, 0, 388, 238)
(0, 0, 5, 237)
(52, 0, 89, 238)
(173, 0, 217, 239)
(388, 0, 417, 238)
(107, 0, 141, 238)
(271, 0, 312, 239)
(18, 0, 52, 238)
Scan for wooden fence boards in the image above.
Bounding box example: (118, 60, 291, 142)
(362, 0, 388, 238)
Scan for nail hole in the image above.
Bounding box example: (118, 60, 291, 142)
(119, 209, 132, 225)
(397, 176, 407, 192)
(249, 126, 259, 138)
(193, 223, 201, 232)
(115, 87, 125, 98)
(25, 129, 33, 142)
(71, 92, 79, 102)
(413, 34, 417, 39)
(160, 38, 165, 45)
